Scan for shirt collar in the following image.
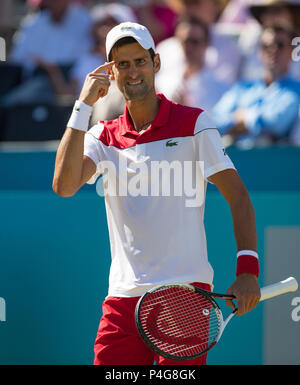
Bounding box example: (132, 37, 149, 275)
(121, 93, 171, 136)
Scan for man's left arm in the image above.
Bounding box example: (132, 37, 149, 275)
(208, 168, 261, 316)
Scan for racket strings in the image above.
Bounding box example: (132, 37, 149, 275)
(138, 286, 221, 358)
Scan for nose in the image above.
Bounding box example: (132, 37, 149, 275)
(128, 63, 139, 79)
(269, 44, 279, 53)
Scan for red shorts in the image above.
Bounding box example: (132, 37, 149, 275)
(94, 282, 211, 365)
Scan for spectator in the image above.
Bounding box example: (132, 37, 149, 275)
(1, 0, 92, 105)
(156, 16, 229, 110)
(16, 3, 136, 121)
(11, 0, 92, 73)
(239, 0, 300, 82)
(213, 25, 300, 147)
(218, 0, 254, 26)
(156, 0, 242, 85)
(133, 0, 179, 44)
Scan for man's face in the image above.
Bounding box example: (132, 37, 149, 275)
(259, 29, 293, 76)
(181, 0, 220, 25)
(177, 24, 208, 66)
(93, 21, 117, 57)
(111, 42, 160, 101)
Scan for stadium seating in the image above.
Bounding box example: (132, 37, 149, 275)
(0, 62, 22, 96)
(1, 103, 73, 141)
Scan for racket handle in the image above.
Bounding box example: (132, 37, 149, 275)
(260, 277, 298, 301)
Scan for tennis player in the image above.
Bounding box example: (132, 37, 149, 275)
(53, 22, 261, 365)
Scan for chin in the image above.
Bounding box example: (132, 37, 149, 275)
(124, 87, 150, 101)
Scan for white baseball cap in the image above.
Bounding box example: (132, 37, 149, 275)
(106, 22, 155, 60)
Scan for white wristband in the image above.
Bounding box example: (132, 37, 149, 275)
(67, 100, 93, 132)
(237, 250, 258, 259)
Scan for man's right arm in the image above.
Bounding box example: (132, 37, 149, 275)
(52, 128, 96, 197)
(52, 61, 114, 197)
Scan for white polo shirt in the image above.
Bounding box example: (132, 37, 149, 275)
(84, 94, 235, 297)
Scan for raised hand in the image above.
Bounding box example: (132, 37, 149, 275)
(79, 61, 115, 106)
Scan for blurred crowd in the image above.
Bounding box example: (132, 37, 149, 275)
(0, 0, 300, 147)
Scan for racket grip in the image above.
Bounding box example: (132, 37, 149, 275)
(260, 277, 298, 301)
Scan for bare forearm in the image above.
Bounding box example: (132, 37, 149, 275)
(52, 128, 85, 196)
(46, 67, 77, 96)
(210, 169, 260, 314)
(209, 169, 257, 252)
(230, 192, 257, 252)
(50, 70, 78, 96)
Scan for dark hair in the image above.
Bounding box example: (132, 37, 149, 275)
(250, 2, 300, 31)
(262, 23, 297, 41)
(175, 15, 210, 43)
(108, 36, 156, 62)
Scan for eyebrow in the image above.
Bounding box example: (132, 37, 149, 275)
(117, 52, 149, 60)
(116, 56, 148, 64)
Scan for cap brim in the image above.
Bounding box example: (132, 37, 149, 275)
(107, 33, 153, 60)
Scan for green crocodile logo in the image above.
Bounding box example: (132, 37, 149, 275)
(166, 140, 178, 147)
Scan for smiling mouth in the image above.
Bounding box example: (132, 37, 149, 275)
(127, 80, 143, 86)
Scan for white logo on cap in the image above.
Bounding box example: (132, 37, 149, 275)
(121, 26, 133, 31)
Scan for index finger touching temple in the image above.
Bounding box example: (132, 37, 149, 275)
(92, 61, 115, 74)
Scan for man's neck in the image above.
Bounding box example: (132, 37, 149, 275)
(126, 92, 160, 133)
(50, 8, 68, 24)
(263, 68, 287, 86)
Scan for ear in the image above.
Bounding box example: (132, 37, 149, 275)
(153, 53, 161, 74)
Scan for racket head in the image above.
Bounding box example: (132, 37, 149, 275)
(135, 284, 224, 361)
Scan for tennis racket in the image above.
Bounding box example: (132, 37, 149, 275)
(135, 277, 298, 361)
